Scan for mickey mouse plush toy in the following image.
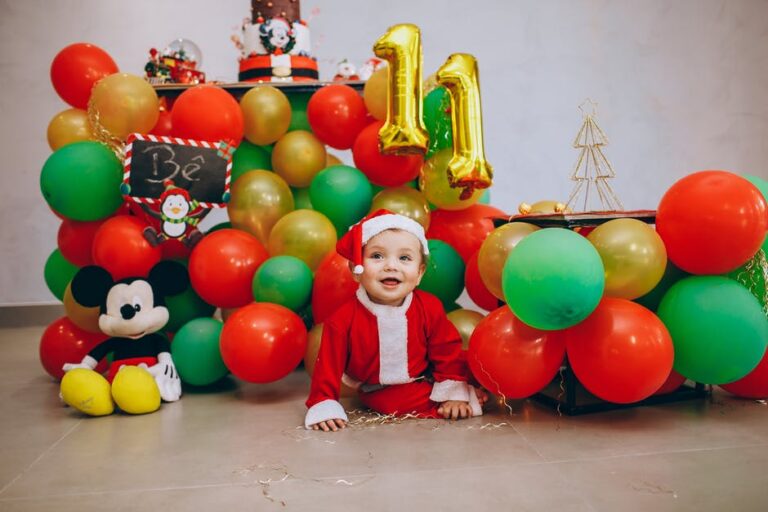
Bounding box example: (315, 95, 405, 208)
(60, 261, 188, 416)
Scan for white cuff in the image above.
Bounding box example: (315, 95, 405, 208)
(429, 379, 470, 403)
(467, 385, 483, 417)
(305, 399, 348, 429)
(157, 352, 173, 364)
(82, 355, 98, 370)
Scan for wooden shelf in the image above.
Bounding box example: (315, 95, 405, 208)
(493, 209, 657, 229)
(153, 80, 365, 100)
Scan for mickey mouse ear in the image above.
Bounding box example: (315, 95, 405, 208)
(71, 266, 114, 308)
(148, 260, 189, 297)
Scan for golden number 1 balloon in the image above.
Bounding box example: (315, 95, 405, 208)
(435, 54, 493, 199)
(373, 24, 429, 155)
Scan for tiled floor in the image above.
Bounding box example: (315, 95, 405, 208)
(1, 325, 766, 511)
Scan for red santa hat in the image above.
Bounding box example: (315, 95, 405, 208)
(159, 180, 190, 202)
(337, 209, 430, 275)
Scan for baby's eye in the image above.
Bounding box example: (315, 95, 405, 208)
(370, 252, 383, 259)
(399, 255, 412, 261)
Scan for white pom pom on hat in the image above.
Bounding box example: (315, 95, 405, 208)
(336, 209, 429, 274)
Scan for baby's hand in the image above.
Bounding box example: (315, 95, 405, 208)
(437, 400, 472, 420)
(311, 418, 347, 432)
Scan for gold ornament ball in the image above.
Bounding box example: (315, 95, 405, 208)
(477, 222, 540, 300)
(63, 283, 102, 333)
(363, 67, 388, 121)
(227, 169, 294, 245)
(268, 209, 337, 271)
(370, 186, 431, 230)
(89, 73, 159, 140)
(240, 86, 291, 145)
(47, 108, 95, 151)
(271, 130, 327, 187)
(446, 309, 485, 350)
(420, 149, 483, 210)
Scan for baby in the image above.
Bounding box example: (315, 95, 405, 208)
(305, 210, 487, 431)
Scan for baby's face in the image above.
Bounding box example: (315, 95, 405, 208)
(355, 229, 426, 306)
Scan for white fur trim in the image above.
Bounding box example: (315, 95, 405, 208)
(361, 214, 429, 255)
(430, 379, 471, 403)
(467, 385, 483, 417)
(356, 286, 413, 385)
(305, 399, 348, 429)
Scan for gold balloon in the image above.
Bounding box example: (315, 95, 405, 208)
(587, 218, 668, 300)
(419, 148, 483, 210)
(446, 309, 485, 350)
(477, 222, 540, 299)
(363, 67, 388, 121)
(268, 209, 337, 271)
(47, 108, 94, 151)
(240, 86, 291, 145)
(227, 170, 295, 245)
(63, 283, 102, 333)
(373, 24, 428, 154)
(326, 153, 343, 168)
(304, 324, 357, 397)
(271, 130, 327, 187)
(89, 73, 159, 140)
(435, 53, 493, 199)
(370, 186, 431, 230)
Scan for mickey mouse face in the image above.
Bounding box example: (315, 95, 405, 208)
(98, 280, 169, 339)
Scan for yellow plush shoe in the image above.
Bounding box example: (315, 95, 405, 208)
(111, 365, 161, 414)
(60, 369, 114, 416)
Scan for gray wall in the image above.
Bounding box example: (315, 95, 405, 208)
(1, 0, 767, 305)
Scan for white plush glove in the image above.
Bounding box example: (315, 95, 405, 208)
(141, 352, 182, 402)
(62, 355, 98, 373)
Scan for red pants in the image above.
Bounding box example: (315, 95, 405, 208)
(359, 381, 443, 418)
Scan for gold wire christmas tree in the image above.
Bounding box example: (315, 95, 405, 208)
(565, 99, 624, 212)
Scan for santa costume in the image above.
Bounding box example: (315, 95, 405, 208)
(305, 210, 483, 428)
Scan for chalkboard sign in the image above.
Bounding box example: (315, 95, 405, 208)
(123, 134, 233, 208)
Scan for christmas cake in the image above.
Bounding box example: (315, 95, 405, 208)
(233, 0, 319, 82)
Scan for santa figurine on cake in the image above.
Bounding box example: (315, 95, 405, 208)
(233, 0, 319, 82)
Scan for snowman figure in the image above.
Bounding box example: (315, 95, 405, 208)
(141, 181, 206, 248)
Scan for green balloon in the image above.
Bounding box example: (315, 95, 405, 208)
(287, 92, 313, 132)
(252, 255, 314, 311)
(657, 276, 768, 384)
(418, 239, 465, 304)
(502, 228, 605, 330)
(743, 174, 768, 202)
(634, 261, 689, 311)
(291, 187, 313, 210)
(423, 87, 453, 157)
(165, 286, 216, 333)
(171, 318, 228, 386)
(231, 141, 272, 184)
(40, 141, 123, 221)
(206, 221, 232, 234)
(309, 165, 373, 236)
(44, 249, 79, 300)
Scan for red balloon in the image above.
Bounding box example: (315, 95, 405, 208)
(352, 121, 423, 187)
(39, 317, 108, 380)
(565, 298, 674, 404)
(160, 238, 191, 261)
(720, 349, 768, 399)
(50, 43, 118, 109)
(311, 251, 358, 323)
(220, 302, 307, 383)
(188, 229, 268, 308)
(653, 369, 687, 395)
(58, 218, 108, 267)
(307, 84, 368, 149)
(465, 251, 499, 311)
(427, 204, 506, 262)
(171, 85, 244, 144)
(656, 170, 768, 274)
(150, 108, 173, 136)
(92, 216, 162, 280)
(468, 306, 566, 399)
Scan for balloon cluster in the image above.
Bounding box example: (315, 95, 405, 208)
(39, 41, 503, 392)
(467, 170, 768, 404)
